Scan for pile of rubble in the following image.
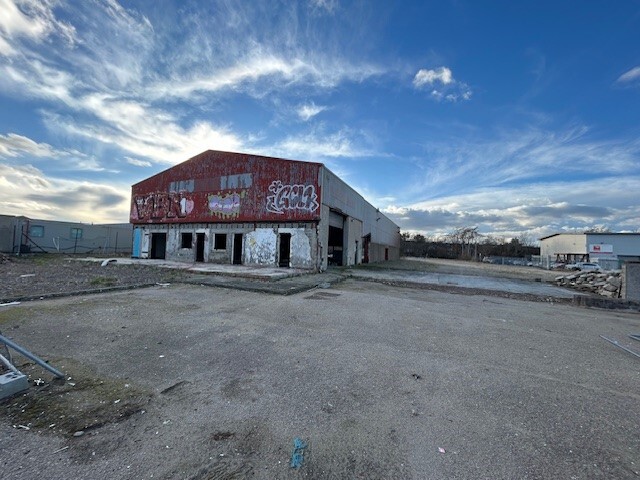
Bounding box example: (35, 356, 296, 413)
(555, 270, 622, 298)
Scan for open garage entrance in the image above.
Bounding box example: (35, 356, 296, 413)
(328, 211, 345, 266)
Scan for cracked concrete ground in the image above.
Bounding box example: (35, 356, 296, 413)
(1, 278, 639, 479)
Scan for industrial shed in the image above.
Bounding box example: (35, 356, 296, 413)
(0, 215, 131, 255)
(539, 232, 640, 269)
(130, 150, 400, 271)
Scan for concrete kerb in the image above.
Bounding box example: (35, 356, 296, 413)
(572, 294, 640, 312)
(180, 271, 347, 296)
(344, 273, 574, 304)
(0, 283, 160, 305)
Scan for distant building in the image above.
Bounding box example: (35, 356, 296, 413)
(0, 215, 132, 255)
(130, 150, 400, 270)
(539, 232, 640, 269)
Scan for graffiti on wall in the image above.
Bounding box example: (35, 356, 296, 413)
(132, 193, 194, 220)
(266, 180, 319, 215)
(208, 191, 245, 218)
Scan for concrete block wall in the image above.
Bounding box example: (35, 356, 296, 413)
(622, 262, 640, 301)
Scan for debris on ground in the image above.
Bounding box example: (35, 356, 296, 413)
(556, 271, 622, 298)
(290, 437, 307, 468)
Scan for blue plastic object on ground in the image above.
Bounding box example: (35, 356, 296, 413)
(290, 437, 307, 468)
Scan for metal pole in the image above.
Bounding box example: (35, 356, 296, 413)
(600, 335, 640, 359)
(0, 353, 21, 375)
(0, 334, 65, 378)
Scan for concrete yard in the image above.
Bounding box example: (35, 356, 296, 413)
(1, 278, 639, 479)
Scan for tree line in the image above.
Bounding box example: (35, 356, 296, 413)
(401, 227, 540, 260)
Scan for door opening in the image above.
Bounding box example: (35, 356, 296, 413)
(150, 233, 167, 259)
(328, 226, 344, 266)
(279, 233, 291, 267)
(196, 233, 205, 262)
(233, 234, 243, 264)
(362, 234, 370, 264)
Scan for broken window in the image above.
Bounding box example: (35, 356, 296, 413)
(214, 234, 227, 250)
(29, 225, 44, 238)
(181, 232, 193, 248)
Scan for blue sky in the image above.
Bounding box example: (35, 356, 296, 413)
(1, 0, 639, 241)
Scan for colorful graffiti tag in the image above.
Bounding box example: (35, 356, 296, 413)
(132, 193, 194, 220)
(266, 180, 319, 215)
(208, 192, 243, 218)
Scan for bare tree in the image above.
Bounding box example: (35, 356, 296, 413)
(583, 225, 611, 233)
(448, 226, 479, 259)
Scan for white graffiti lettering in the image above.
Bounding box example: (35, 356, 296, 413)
(266, 180, 319, 215)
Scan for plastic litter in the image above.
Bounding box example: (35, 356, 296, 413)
(290, 437, 307, 468)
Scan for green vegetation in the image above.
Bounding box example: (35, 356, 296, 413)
(89, 276, 118, 287)
(1, 358, 151, 435)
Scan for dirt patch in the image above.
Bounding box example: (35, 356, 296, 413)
(1, 358, 151, 437)
(0, 255, 184, 302)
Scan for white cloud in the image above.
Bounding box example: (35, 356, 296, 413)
(0, 132, 108, 171)
(617, 66, 640, 84)
(309, 0, 338, 14)
(148, 53, 383, 100)
(124, 156, 152, 167)
(0, 0, 386, 170)
(0, 163, 130, 223)
(297, 102, 326, 121)
(383, 169, 640, 239)
(413, 66, 472, 102)
(413, 67, 453, 87)
(0, 132, 63, 158)
(271, 128, 375, 160)
(0, 0, 76, 56)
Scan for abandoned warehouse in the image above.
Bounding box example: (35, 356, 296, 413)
(130, 150, 400, 271)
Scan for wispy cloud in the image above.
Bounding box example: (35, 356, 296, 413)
(401, 124, 639, 202)
(0, 0, 76, 56)
(413, 66, 472, 102)
(297, 101, 326, 121)
(124, 156, 152, 168)
(271, 127, 376, 161)
(0, 0, 385, 169)
(0, 132, 107, 171)
(617, 66, 640, 84)
(309, 0, 338, 15)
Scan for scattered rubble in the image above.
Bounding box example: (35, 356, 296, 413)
(556, 270, 622, 298)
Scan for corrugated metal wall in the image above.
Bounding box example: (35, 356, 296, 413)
(131, 150, 323, 225)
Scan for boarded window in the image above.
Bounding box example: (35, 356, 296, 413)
(181, 232, 193, 248)
(214, 234, 227, 250)
(29, 225, 44, 238)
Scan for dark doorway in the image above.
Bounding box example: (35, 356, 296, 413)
(362, 234, 371, 264)
(150, 233, 166, 259)
(279, 233, 291, 267)
(328, 226, 344, 266)
(233, 233, 243, 265)
(196, 233, 205, 262)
